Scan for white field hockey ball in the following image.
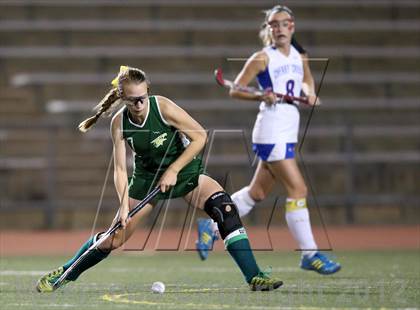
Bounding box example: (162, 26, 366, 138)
(151, 281, 165, 294)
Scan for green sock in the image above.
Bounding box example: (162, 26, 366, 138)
(225, 228, 260, 283)
(63, 235, 110, 281)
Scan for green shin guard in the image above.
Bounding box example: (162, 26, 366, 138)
(63, 236, 95, 270)
(63, 234, 110, 281)
(225, 232, 260, 283)
(66, 248, 109, 281)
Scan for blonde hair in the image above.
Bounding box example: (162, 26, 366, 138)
(78, 66, 149, 132)
(259, 5, 294, 47)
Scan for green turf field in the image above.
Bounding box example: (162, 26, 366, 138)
(1, 251, 419, 309)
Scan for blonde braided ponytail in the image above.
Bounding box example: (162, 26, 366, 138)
(78, 87, 119, 132)
(78, 65, 149, 132)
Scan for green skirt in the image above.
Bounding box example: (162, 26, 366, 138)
(128, 158, 204, 203)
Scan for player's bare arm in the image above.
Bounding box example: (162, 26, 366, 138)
(111, 112, 130, 227)
(156, 95, 207, 192)
(301, 53, 320, 106)
(230, 51, 276, 104)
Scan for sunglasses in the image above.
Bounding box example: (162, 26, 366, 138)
(122, 94, 148, 106)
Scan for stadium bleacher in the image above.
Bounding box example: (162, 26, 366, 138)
(1, 0, 419, 229)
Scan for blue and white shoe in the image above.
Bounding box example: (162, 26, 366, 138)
(195, 218, 219, 261)
(300, 252, 341, 275)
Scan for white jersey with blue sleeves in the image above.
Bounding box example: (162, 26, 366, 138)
(251, 45, 304, 161)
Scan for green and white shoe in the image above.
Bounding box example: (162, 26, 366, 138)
(36, 266, 69, 293)
(249, 268, 283, 291)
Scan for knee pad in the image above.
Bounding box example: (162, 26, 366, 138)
(204, 191, 243, 239)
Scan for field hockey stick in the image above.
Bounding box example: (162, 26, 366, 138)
(53, 186, 161, 289)
(214, 68, 310, 105)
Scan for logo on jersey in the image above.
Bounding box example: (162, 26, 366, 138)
(151, 133, 168, 148)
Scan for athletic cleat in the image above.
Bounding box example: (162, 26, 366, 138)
(300, 252, 341, 275)
(249, 269, 283, 291)
(36, 266, 69, 293)
(195, 218, 219, 261)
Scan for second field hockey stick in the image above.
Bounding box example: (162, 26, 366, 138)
(214, 68, 310, 105)
(53, 186, 161, 289)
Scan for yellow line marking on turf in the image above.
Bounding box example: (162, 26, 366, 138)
(102, 293, 231, 309)
(103, 292, 402, 310)
(103, 291, 364, 309)
(103, 290, 407, 310)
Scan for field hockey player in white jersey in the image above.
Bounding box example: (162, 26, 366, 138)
(196, 5, 340, 275)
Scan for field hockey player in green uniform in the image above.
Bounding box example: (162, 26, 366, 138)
(36, 66, 283, 292)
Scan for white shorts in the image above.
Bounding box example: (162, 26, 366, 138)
(252, 142, 297, 162)
(252, 103, 299, 162)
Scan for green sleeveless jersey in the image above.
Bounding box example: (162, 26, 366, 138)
(121, 96, 203, 200)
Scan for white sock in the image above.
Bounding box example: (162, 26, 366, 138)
(231, 186, 256, 217)
(285, 198, 317, 258)
(210, 220, 218, 234)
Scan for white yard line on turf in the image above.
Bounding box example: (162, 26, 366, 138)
(5, 304, 99, 308)
(107, 266, 299, 273)
(0, 270, 47, 276)
(37, 305, 76, 308)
